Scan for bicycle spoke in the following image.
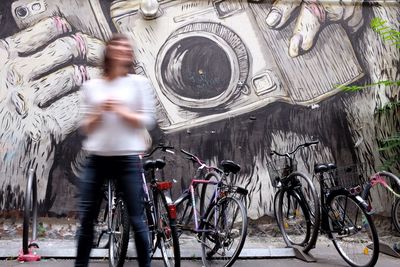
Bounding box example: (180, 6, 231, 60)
(329, 194, 379, 267)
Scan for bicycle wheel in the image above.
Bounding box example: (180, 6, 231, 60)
(109, 197, 130, 267)
(154, 192, 181, 267)
(392, 198, 400, 233)
(201, 196, 247, 267)
(327, 191, 379, 267)
(280, 172, 320, 252)
(23, 169, 37, 254)
(277, 189, 311, 248)
(200, 171, 221, 216)
(364, 171, 400, 233)
(145, 200, 157, 255)
(273, 190, 282, 226)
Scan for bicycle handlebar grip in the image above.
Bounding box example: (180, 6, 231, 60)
(305, 140, 319, 147)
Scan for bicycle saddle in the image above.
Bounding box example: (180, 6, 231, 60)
(314, 163, 337, 173)
(327, 163, 337, 170)
(314, 163, 329, 173)
(144, 159, 166, 171)
(220, 160, 241, 174)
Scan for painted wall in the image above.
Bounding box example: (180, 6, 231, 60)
(0, 0, 399, 219)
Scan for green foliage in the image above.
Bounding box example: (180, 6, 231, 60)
(370, 17, 400, 48)
(339, 17, 399, 170)
(337, 80, 400, 92)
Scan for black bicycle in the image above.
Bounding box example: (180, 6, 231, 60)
(92, 145, 180, 267)
(311, 162, 379, 267)
(92, 176, 130, 267)
(142, 145, 181, 267)
(268, 141, 320, 253)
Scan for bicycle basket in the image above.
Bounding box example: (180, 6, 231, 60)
(267, 158, 297, 188)
(323, 163, 368, 190)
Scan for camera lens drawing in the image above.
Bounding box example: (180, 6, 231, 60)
(156, 22, 249, 110)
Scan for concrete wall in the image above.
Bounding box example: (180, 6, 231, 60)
(0, 0, 399, 219)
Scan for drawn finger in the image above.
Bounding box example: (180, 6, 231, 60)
(265, 0, 302, 29)
(289, 2, 323, 57)
(3, 16, 72, 55)
(33, 65, 102, 107)
(15, 33, 105, 80)
(44, 92, 81, 142)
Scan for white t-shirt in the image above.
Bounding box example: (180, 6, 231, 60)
(80, 74, 156, 156)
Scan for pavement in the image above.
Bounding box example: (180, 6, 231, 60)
(1, 217, 399, 266)
(0, 236, 399, 267)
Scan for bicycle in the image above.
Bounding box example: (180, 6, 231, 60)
(92, 175, 130, 267)
(359, 170, 400, 233)
(268, 141, 320, 253)
(92, 145, 180, 267)
(141, 145, 181, 267)
(311, 162, 380, 267)
(18, 168, 41, 262)
(174, 149, 248, 267)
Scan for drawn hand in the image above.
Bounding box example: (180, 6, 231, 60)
(265, 0, 364, 57)
(0, 16, 104, 209)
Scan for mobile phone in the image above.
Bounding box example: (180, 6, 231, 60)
(11, 0, 112, 40)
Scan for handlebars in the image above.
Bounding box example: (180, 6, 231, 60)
(180, 149, 223, 174)
(142, 144, 175, 158)
(270, 140, 319, 157)
(180, 148, 202, 164)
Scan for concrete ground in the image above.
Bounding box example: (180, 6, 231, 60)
(0, 236, 399, 267)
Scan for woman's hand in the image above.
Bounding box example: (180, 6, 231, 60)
(106, 99, 142, 127)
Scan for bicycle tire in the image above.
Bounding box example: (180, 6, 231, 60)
(392, 198, 400, 233)
(23, 169, 37, 255)
(109, 197, 130, 267)
(277, 189, 311, 249)
(154, 192, 181, 267)
(327, 190, 379, 267)
(201, 196, 247, 267)
(273, 189, 282, 226)
(145, 199, 157, 255)
(200, 171, 221, 216)
(279, 172, 320, 252)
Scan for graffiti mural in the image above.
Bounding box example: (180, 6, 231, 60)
(0, 0, 398, 219)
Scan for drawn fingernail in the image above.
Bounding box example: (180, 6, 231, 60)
(72, 33, 87, 59)
(266, 10, 282, 28)
(53, 16, 71, 34)
(289, 34, 303, 57)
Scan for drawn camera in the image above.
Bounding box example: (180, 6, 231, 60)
(112, 0, 363, 133)
(112, 0, 289, 132)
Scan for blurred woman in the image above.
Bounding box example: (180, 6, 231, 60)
(75, 33, 156, 267)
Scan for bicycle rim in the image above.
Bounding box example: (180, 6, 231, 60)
(329, 193, 379, 267)
(288, 172, 320, 252)
(367, 171, 400, 234)
(201, 196, 247, 267)
(155, 193, 181, 267)
(277, 189, 311, 248)
(109, 198, 130, 267)
(23, 174, 33, 254)
(392, 198, 400, 234)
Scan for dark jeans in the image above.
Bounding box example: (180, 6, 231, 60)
(75, 155, 151, 267)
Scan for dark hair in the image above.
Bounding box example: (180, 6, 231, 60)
(103, 33, 134, 76)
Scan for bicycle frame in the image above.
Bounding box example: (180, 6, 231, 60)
(175, 178, 220, 233)
(315, 171, 369, 235)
